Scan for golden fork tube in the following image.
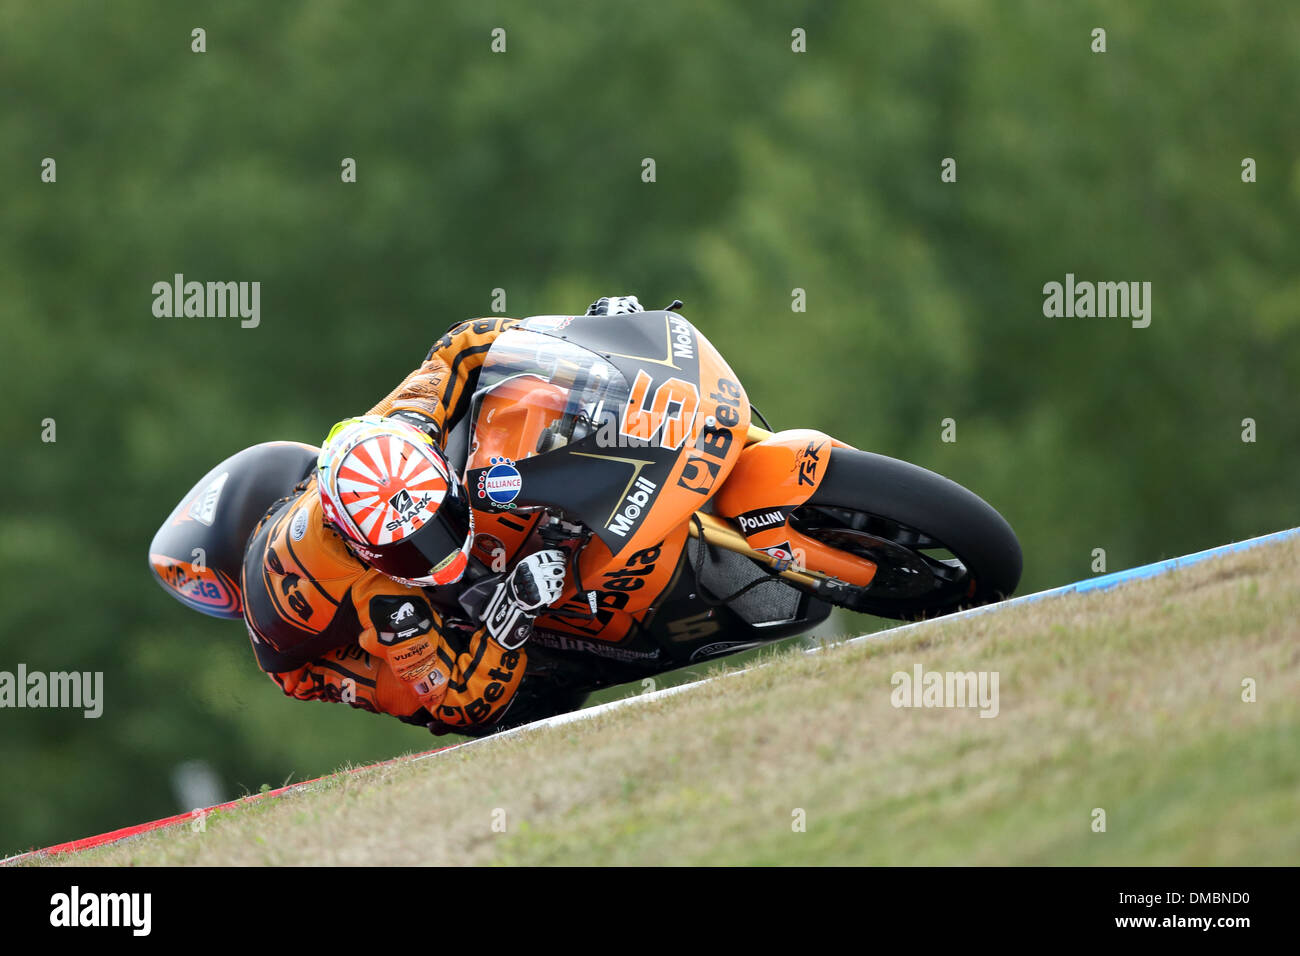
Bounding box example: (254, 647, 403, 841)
(697, 420, 819, 585)
(701, 422, 820, 585)
(687, 512, 821, 588)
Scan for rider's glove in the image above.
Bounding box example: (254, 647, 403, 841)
(481, 549, 567, 650)
(586, 295, 644, 316)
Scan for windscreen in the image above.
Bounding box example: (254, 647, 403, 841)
(467, 328, 630, 472)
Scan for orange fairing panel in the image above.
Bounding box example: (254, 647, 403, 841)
(715, 429, 848, 516)
(614, 337, 752, 558)
(468, 375, 570, 469)
(150, 553, 243, 617)
(468, 510, 542, 570)
(540, 523, 690, 645)
(714, 429, 875, 588)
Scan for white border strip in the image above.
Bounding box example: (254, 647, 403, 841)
(423, 525, 1300, 745)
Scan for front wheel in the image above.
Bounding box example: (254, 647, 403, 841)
(789, 449, 1022, 620)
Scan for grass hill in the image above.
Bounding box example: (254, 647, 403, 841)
(36, 536, 1300, 865)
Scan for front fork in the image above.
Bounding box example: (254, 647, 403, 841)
(687, 425, 874, 600)
(686, 511, 826, 588)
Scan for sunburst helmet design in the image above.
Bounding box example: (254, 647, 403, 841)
(316, 416, 473, 586)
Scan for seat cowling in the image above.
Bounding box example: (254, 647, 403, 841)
(149, 441, 320, 620)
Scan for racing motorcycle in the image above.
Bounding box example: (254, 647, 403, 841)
(149, 307, 1022, 722)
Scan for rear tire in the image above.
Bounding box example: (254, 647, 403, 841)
(791, 448, 1022, 620)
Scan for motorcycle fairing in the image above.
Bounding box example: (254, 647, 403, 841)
(528, 530, 832, 690)
(464, 312, 750, 563)
(539, 524, 692, 644)
(714, 429, 877, 588)
(149, 441, 320, 619)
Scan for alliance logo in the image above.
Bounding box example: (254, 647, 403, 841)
(477, 456, 522, 507)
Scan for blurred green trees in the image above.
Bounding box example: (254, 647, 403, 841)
(2, 0, 1297, 852)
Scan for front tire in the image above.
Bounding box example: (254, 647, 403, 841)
(790, 448, 1022, 620)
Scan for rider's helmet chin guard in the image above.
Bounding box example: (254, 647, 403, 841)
(316, 416, 473, 587)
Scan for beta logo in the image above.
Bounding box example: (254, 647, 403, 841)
(477, 457, 522, 506)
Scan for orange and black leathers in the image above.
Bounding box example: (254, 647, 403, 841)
(241, 318, 526, 733)
(366, 316, 520, 442)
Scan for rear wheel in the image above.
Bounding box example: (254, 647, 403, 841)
(789, 449, 1022, 619)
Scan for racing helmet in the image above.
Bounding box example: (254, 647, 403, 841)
(316, 416, 473, 586)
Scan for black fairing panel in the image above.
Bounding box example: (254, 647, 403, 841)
(530, 311, 701, 393)
(466, 311, 713, 556)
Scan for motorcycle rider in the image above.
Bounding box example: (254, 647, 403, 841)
(241, 295, 645, 736)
